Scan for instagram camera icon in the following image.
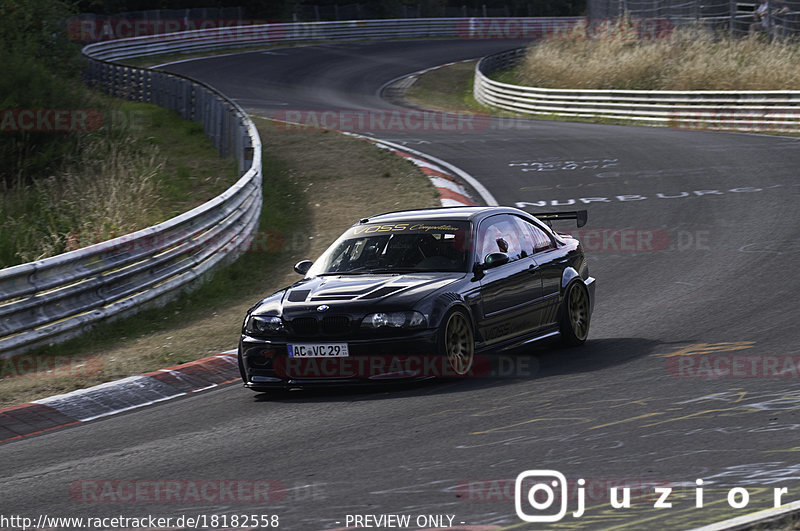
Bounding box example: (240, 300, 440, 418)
(515, 470, 568, 522)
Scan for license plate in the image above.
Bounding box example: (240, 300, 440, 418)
(288, 343, 349, 358)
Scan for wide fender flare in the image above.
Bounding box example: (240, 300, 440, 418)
(432, 300, 476, 340)
(560, 267, 582, 293)
(561, 267, 596, 315)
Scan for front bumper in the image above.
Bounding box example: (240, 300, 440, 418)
(239, 329, 440, 390)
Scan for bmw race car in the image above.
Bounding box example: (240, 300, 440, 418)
(238, 206, 595, 390)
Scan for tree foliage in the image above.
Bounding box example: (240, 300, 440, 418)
(0, 0, 87, 187)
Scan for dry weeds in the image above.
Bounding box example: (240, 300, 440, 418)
(517, 23, 800, 90)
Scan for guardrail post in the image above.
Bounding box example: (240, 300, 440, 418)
(241, 126, 252, 172)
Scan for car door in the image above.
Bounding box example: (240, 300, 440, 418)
(476, 214, 541, 344)
(515, 216, 565, 327)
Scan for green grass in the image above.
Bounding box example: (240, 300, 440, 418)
(486, 67, 517, 85)
(404, 60, 485, 112)
(0, 99, 238, 267)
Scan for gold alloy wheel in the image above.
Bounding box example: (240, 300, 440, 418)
(444, 311, 474, 375)
(568, 283, 590, 341)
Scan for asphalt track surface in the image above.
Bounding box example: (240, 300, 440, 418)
(3, 40, 800, 530)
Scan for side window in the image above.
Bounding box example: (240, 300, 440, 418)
(477, 215, 524, 262)
(511, 217, 535, 257)
(531, 224, 554, 253)
(514, 216, 555, 254)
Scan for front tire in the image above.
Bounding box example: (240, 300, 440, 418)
(559, 281, 590, 346)
(439, 309, 475, 376)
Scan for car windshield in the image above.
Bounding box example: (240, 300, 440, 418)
(306, 220, 471, 275)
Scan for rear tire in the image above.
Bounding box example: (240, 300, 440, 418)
(559, 281, 590, 346)
(439, 309, 474, 376)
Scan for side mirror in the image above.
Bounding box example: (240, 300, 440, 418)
(483, 252, 509, 269)
(294, 260, 313, 275)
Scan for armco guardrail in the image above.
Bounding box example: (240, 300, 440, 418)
(78, 17, 580, 60)
(474, 48, 800, 131)
(0, 37, 264, 359)
(1, 17, 587, 358)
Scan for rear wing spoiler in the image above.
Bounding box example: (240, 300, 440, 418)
(532, 210, 588, 228)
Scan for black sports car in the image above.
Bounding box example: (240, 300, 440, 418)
(238, 206, 595, 390)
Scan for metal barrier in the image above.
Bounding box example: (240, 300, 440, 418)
(79, 17, 580, 60)
(0, 35, 264, 358)
(474, 48, 800, 131)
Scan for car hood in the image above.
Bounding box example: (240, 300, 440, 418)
(252, 272, 465, 316)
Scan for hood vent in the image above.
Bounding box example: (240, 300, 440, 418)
(310, 285, 377, 301)
(311, 294, 358, 301)
(287, 290, 310, 302)
(360, 286, 406, 300)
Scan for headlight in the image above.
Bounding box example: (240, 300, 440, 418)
(245, 315, 286, 335)
(361, 311, 426, 329)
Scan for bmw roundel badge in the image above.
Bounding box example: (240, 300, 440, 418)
(316, 305, 330, 312)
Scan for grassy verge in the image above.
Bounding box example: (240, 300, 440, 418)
(0, 118, 438, 407)
(486, 67, 517, 86)
(0, 98, 238, 267)
(404, 60, 485, 112)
